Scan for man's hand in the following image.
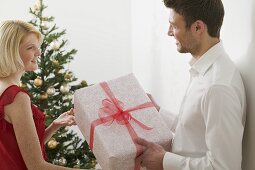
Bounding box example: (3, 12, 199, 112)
(136, 138, 166, 170)
(147, 93, 160, 111)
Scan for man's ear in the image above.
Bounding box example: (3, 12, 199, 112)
(192, 20, 206, 34)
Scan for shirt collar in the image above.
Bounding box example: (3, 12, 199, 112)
(189, 41, 225, 76)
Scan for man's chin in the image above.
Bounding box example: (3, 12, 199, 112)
(177, 48, 188, 53)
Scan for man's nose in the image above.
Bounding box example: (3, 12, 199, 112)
(168, 25, 174, 36)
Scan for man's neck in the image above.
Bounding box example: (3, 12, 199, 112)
(192, 38, 220, 59)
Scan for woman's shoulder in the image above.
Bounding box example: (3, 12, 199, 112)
(0, 84, 29, 106)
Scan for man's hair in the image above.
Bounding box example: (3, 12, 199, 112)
(0, 20, 43, 77)
(163, 0, 224, 38)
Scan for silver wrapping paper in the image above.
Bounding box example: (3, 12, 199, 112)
(74, 74, 172, 170)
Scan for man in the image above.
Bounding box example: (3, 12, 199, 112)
(136, 0, 246, 169)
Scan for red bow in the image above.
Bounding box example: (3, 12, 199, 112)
(89, 82, 154, 170)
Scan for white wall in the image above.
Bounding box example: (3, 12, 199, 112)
(131, 0, 190, 114)
(237, 0, 255, 169)
(0, 0, 132, 84)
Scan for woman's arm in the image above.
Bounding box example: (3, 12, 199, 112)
(4, 92, 81, 170)
(44, 109, 76, 144)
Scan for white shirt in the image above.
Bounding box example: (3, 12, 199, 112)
(160, 41, 246, 170)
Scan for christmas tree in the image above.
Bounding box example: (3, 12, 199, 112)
(20, 0, 96, 168)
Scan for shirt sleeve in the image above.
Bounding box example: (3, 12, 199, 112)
(163, 85, 244, 170)
(159, 108, 178, 132)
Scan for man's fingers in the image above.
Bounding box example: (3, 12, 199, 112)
(136, 137, 151, 148)
(136, 153, 145, 167)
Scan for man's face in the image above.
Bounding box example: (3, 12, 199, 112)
(168, 9, 197, 54)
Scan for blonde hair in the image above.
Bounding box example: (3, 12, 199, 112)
(0, 20, 43, 77)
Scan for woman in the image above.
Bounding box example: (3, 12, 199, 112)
(0, 20, 86, 170)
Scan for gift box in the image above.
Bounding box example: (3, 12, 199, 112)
(74, 74, 172, 170)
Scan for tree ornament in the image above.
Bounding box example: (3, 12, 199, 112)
(80, 80, 88, 87)
(84, 154, 89, 161)
(42, 16, 49, 21)
(66, 93, 73, 100)
(50, 40, 61, 51)
(58, 157, 67, 166)
(46, 86, 56, 96)
(47, 138, 59, 149)
(56, 69, 65, 75)
(91, 159, 97, 166)
(19, 82, 27, 88)
(64, 72, 73, 81)
(31, 1, 41, 13)
(34, 93, 41, 100)
(60, 83, 70, 94)
(52, 59, 59, 67)
(40, 92, 48, 100)
(73, 159, 80, 168)
(34, 76, 43, 87)
(41, 21, 49, 30)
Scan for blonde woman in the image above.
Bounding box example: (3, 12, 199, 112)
(0, 20, 86, 170)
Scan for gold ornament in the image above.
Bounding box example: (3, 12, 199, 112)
(34, 77, 43, 87)
(19, 82, 27, 88)
(60, 83, 70, 94)
(63, 93, 73, 101)
(47, 138, 58, 149)
(58, 157, 67, 166)
(40, 92, 48, 100)
(91, 159, 97, 166)
(64, 72, 73, 81)
(80, 80, 88, 87)
(42, 16, 49, 21)
(46, 86, 56, 96)
(52, 59, 59, 66)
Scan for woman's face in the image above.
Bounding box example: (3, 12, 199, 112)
(19, 33, 41, 71)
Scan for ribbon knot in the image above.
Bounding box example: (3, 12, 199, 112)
(89, 82, 155, 170)
(99, 98, 135, 125)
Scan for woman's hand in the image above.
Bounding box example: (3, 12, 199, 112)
(52, 108, 76, 129)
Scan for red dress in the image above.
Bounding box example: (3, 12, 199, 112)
(0, 85, 47, 170)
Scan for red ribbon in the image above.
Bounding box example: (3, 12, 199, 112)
(89, 82, 154, 170)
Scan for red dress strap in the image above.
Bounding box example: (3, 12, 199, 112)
(0, 85, 28, 119)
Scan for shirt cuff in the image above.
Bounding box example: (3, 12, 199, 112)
(163, 152, 183, 170)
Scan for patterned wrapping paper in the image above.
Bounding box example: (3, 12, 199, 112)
(74, 74, 172, 170)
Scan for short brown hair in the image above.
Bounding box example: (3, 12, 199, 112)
(163, 0, 224, 38)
